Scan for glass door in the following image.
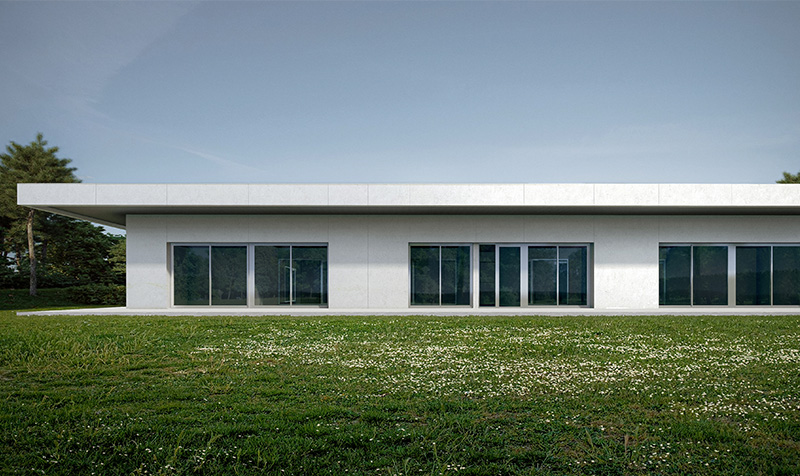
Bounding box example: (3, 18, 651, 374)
(498, 246, 521, 307)
(255, 245, 327, 306)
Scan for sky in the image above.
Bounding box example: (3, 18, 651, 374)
(1, 1, 799, 185)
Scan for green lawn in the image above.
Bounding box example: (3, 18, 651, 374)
(1, 313, 799, 475)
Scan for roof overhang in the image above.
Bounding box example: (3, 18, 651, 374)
(18, 183, 800, 229)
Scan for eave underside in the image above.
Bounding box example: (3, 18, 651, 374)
(26, 204, 800, 230)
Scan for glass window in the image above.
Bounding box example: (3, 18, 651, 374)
(210, 246, 247, 306)
(560, 247, 588, 306)
(661, 244, 800, 307)
(773, 246, 800, 305)
(528, 246, 557, 305)
(174, 244, 327, 307)
(254, 245, 291, 305)
(527, 246, 588, 306)
(410, 245, 471, 306)
(441, 246, 471, 305)
(410, 246, 441, 305)
(254, 245, 327, 306)
(499, 247, 520, 307)
(173, 246, 209, 305)
(479, 245, 496, 306)
(293, 246, 328, 305)
(693, 246, 728, 305)
(736, 247, 771, 305)
(659, 246, 691, 305)
(660, 245, 727, 306)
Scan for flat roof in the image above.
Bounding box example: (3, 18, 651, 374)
(18, 183, 800, 229)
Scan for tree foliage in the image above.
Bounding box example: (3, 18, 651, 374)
(0, 133, 124, 294)
(777, 171, 800, 184)
(0, 133, 80, 294)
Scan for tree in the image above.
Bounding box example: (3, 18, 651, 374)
(109, 236, 126, 284)
(0, 134, 79, 295)
(777, 171, 800, 184)
(39, 217, 124, 286)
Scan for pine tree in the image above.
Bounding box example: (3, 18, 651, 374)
(777, 171, 800, 184)
(0, 133, 79, 295)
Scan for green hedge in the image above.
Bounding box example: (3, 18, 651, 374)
(68, 284, 125, 306)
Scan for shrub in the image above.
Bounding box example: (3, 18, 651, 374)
(68, 284, 125, 306)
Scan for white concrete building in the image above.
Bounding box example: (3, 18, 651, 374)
(17, 183, 800, 314)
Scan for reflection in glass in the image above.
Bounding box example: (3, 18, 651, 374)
(693, 246, 728, 305)
(528, 246, 557, 305)
(254, 246, 327, 306)
(254, 246, 291, 305)
(736, 247, 771, 305)
(411, 246, 440, 305)
(499, 247, 520, 307)
(293, 246, 328, 305)
(441, 246, 470, 305)
(773, 247, 800, 305)
(211, 246, 247, 305)
(174, 246, 210, 305)
(479, 245, 496, 306)
(659, 246, 691, 305)
(559, 247, 588, 305)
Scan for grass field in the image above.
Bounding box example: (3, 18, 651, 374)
(1, 312, 799, 475)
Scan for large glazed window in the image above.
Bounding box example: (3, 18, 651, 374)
(660, 244, 800, 307)
(410, 245, 470, 306)
(291, 246, 328, 305)
(659, 245, 727, 306)
(478, 245, 496, 306)
(173, 246, 210, 305)
(253, 246, 291, 305)
(499, 247, 521, 307)
(659, 246, 691, 305)
(735, 245, 800, 306)
(736, 247, 771, 305)
(253, 245, 328, 306)
(478, 244, 591, 308)
(527, 246, 588, 306)
(528, 246, 557, 305)
(211, 246, 247, 305)
(557, 246, 588, 305)
(172, 244, 327, 307)
(173, 245, 246, 306)
(692, 246, 728, 305)
(773, 247, 800, 305)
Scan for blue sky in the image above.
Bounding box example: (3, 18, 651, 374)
(1, 1, 799, 184)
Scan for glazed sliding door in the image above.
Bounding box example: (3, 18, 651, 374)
(479, 245, 496, 306)
(173, 246, 210, 305)
(293, 246, 328, 305)
(254, 246, 291, 305)
(254, 245, 328, 306)
(210, 246, 247, 305)
(498, 246, 520, 307)
(528, 246, 557, 305)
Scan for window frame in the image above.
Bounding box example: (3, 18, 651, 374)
(170, 243, 329, 308)
(659, 243, 800, 307)
(408, 243, 473, 307)
(475, 243, 592, 308)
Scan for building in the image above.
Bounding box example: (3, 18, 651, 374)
(16, 183, 800, 314)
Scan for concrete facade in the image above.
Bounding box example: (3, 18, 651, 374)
(17, 183, 800, 313)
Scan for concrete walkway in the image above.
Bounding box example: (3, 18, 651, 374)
(18, 307, 800, 317)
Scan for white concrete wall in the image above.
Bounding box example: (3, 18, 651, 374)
(126, 215, 169, 309)
(126, 214, 800, 310)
